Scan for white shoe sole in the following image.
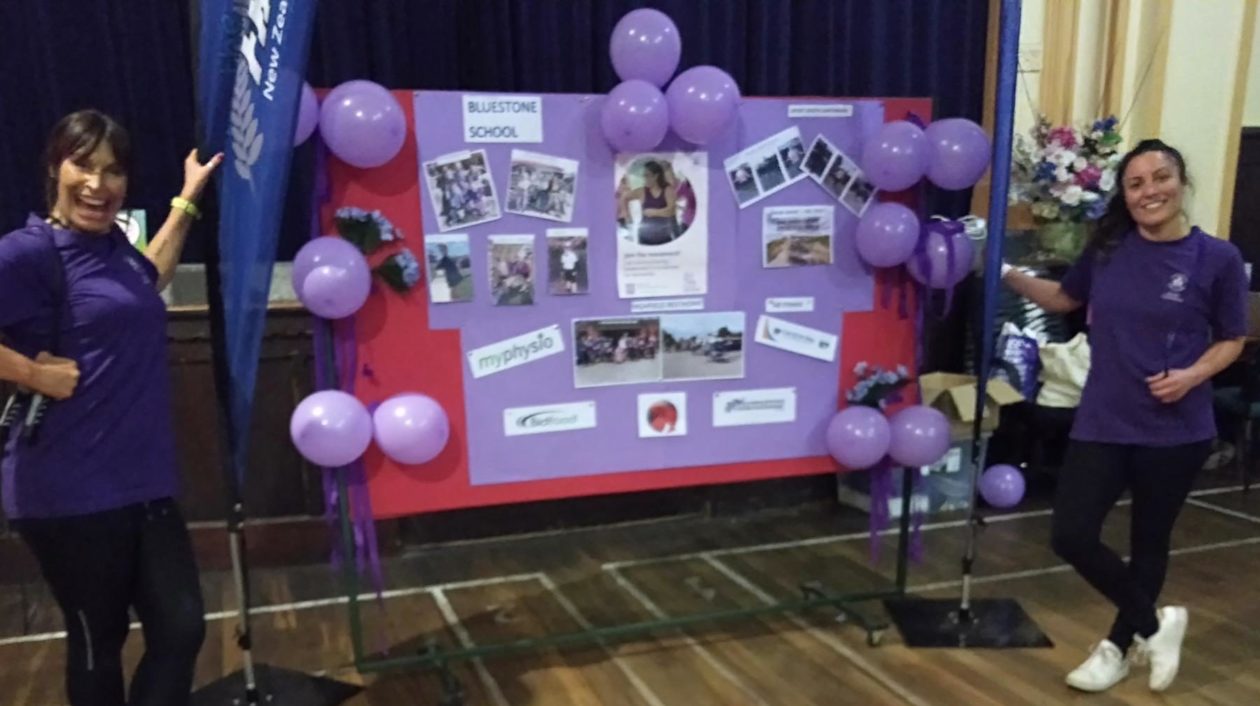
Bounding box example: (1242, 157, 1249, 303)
(1066, 664, 1129, 692)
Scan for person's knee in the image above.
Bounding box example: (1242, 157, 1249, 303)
(1051, 523, 1095, 562)
(148, 600, 205, 658)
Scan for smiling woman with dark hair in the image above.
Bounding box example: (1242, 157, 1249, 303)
(0, 109, 222, 706)
(1001, 139, 1248, 694)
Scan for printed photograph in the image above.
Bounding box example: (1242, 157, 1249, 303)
(804, 135, 836, 179)
(423, 149, 501, 231)
(488, 234, 535, 306)
(762, 206, 834, 268)
(778, 135, 807, 180)
(506, 150, 580, 223)
(660, 312, 745, 381)
(823, 154, 858, 200)
(616, 154, 701, 246)
(546, 228, 589, 295)
(424, 233, 474, 303)
(840, 175, 878, 216)
(728, 163, 759, 205)
(573, 317, 663, 388)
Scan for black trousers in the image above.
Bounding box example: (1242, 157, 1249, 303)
(15, 498, 205, 706)
(1051, 440, 1211, 651)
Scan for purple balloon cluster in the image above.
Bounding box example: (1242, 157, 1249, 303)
(292, 79, 407, 168)
(860, 118, 992, 193)
(826, 404, 951, 471)
(290, 391, 450, 469)
(602, 10, 741, 152)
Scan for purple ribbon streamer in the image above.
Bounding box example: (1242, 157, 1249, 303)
(307, 137, 389, 653)
(868, 458, 893, 564)
(910, 469, 926, 563)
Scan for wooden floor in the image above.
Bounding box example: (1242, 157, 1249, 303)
(3, 469, 1260, 705)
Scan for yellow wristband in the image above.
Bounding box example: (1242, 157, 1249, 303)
(170, 196, 201, 220)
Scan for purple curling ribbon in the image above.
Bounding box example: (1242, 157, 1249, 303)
(867, 458, 893, 564)
(307, 137, 389, 653)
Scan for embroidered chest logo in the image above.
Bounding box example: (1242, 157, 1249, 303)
(1161, 272, 1188, 302)
(124, 255, 153, 286)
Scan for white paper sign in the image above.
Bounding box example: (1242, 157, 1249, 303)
(631, 298, 706, 313)
(712, 388, 797, 427)
(765, 297, 815, 313)
(754, 315, 837, 362)
(467, 325, 565, 378)
(788, 103, 854, 118)
(462, 94, 543, 143)
(503, 401, 597, 437)
(637, 392, 688, 437)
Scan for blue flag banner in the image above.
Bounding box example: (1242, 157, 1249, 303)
(198, 0, 318, 481)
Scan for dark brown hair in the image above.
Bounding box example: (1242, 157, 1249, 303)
(43, 110, 131, 212)
(1088, 138, 1190, 256)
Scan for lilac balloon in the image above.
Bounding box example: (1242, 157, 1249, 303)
(861, 121, 929, 192)
(855, 202, 921, 268)
(666, 66, 741, 145)
(826, 406, 892, 470)
(319, 80, 406, 168)
(294, 82, 319, 146)
(301, 265, 371, 320)
(925, 118, 991, 190)
(979, 464, 1026, 508)
(906, 220, 974, 289)
(290, 390, 373, 467)
(373, 393, 450, 465)
(609, 9, 682, 87)
(602, 80, 670, 152)
(887, 405, 951, 468)
(292, 236, 367, 298)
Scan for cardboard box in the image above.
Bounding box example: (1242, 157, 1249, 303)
(919, 372, 1023, 441)
(837, 438, 984, 519)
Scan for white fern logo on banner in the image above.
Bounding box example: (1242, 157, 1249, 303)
(230, 58, 264, 182)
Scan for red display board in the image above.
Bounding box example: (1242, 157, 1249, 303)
(321, 92, 930, 519)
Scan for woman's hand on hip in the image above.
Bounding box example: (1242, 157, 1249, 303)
(28, 352, 79, 400)
(179, 149, 225, 202)
(1146, 368, 1204, 404)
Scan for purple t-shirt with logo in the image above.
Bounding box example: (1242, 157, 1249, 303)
(1, 215, 177, 518)
(1060, 227, 1247, 446)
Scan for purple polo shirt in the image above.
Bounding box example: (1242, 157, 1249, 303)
(1061, 227, 1247, 446)
(1, 215, 178, 518)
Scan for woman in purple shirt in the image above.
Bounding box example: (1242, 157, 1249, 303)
(0, 111, 221, 705)
(1002, 139, 1247, 694)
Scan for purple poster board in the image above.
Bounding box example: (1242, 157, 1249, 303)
(414, 91, 884, 486)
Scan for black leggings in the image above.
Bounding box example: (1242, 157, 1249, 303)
(1051, 440, 1211, 652)
(15, 498, 205, 706)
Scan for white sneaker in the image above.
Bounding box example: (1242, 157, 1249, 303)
(1066, 640, 1130, 692)
(1136, 606, 1188, 692)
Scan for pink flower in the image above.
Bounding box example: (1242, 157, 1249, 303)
(1048, 127, 1078, 149)
(1076, 165, 1102, 187)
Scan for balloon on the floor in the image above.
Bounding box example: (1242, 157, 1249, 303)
(666, 66, 741, 145)
(826, 406, 891, 470)
(373, 393, 450, 465)
(924, 118, 991, 190)
(290, 390, 373, 467)
(887, 405, 950, 468)
(609, 9, 682, 87)
(319, 80, 406, 168)
(855, 202, 921, 267)
(979, 464, 1025, 508)
(602, 79, 670, 152)
(861, 120, 929, 192)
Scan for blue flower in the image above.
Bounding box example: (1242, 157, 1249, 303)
(1034, 162, 1056, 182)
(895, 364, 909, 378)
(854, 361, 869, 376)
(1085, 200, 1108, 221)
(336, 206, 368, 220)
(395, 249, 421, 288)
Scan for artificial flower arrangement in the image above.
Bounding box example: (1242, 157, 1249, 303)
(1010, 115, 1123, 224)
(846, 362, 912, 409)
(334, 206, 420, 293)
